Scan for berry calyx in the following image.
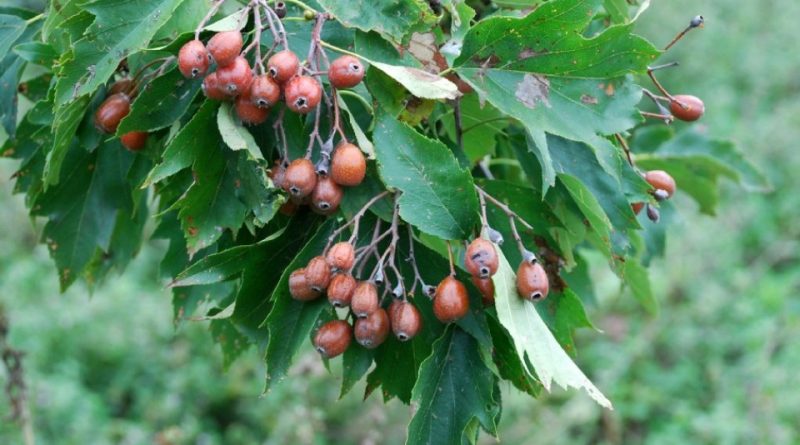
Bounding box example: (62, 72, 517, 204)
(235, 90, 270, 125)
(178, 39, 210, 78)
(94, 93, 131, 134)
(206, 31, 243, 68)
(327, 273, 356, 308)
(216, 56, 253, 97)
(351, 281, 379, 318)
(310, 176, 343, 215)
(354, 308, 390, 349)
(516, 261, 549, 301)
(390, 300, 422, 341)
(289, 268, 320, 301)
(464, 238, 499, 278)
(433, 276, 470, 323)
(330, 142, 366, 187)
(202, 72, 228, 100)
(284, 75, 322, 114)
(313, 320, 352, 359)
(670, 94, 705, 121)
(328, 55, 365, 89)
(120, 131, 148, 151)
(304, 256, 332, 292)
(644, 170, 677, 198)
(267, 50, 299, 84)
(326, 242, 355, 271)
(282, 158, 317, 198)
(471, 276, 495, 306)
(250, 75, 281, 108)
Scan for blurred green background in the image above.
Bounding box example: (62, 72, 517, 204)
(1, 1, 799, 444)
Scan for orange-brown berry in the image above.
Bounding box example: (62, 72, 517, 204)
(464, 238, 499, 278)
(94, 93, 131, 134)
(202, 72, 228, 100)
(330, 142, 366, 187)
(120, 131, 148, 151)
(631, 202, 645, 215)
(304, 256, 331, 292)
(216, 56, 253, 97)
(267, 50, 300, 84)
(327, 273, 357, 308)
(235, 90, 270, 124)
(284, 75, 322, 114)
(289, 268, 320, 301)
(670, 94, 705, 121)
(390, 300, 422, 341)
(354, 308, 390, 349)
(250, 74, 281, 108)
(351, 281, 379, 318)
(328, 55, 365, 89)
(471, 276, 495, 306)
(311, 176, 343, 215)
(644, 170, 677, 198)
(325, 242, 355, 271)
(282, 158, 317, 198)
(206, 31, 243, 68)
(433, 276, 470, 323)
(178, 39, 210, 78)
(314, 320, 352, 358)
(516, 261, 549, 301)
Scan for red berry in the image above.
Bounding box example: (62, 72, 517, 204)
(304, 256, 332, 292)
(433, 276, 469, 323)
(250, 74, 281, 108)
(284, 75, 322, 114)
(216, 56, 253, 97)
(202, 72, 228, 100)
(670, 94, 705, 121)
(206, 31, 243, 68)
(311, 176, 343, 215)
(328, 55, 365, 89)
(269, 160, 287, 188)
(354, 308, 390, 349)
(289, 268, 320, 301)
(120, 131, 148, 151)
(267, 50, 299, 84)
(282, 158, 317, 198)
(314, 320, 352, 358)
(327, 273, 357, 308)
(94, 93, 131, 134)
(235, 90, 270, 125)
(631, 202, 645, 215)
(471, 276, 495, 306)
(351, 281, 379, 318)
(178, 39, 210, 78)
(390, 300, 422, 341)
(325, 242, 355, 271)
(644, 170, 677, 198)
(330, 142, 366, 187)
(464, 238, 499, 278)
(109, 78, 135, 97)
(516, 261, 549, 301)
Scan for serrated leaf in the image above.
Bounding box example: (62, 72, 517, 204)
(44, 96, 90, 187)
(620, 259, 657, 314)
(317, 0, 437, 45)
(1, 14, 38, 137)
(217, 102, 263, 160)
(13, 42, 57, 66)
(0, 14, 26, 61)
(337, 93, 375, 159)
(117, 66, 203, 134)
(339, 344, 374, 399)
(369, 61, 460, 100)
(493, 249, 612, 408)
(372, 111, 479, 240)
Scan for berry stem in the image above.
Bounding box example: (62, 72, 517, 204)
(272, 107, 289, 161)
(647, 68, 677, 101)
(446, 241, 456, 277)
(326, 191, 391, 252)
(195, 0, 227, 41)
(250, 3, 267, 74)
(614, 133, 635, 168)
(664, 15, 704, 51)
(640, 111, 674, 123)
(406, 228, 426, 297)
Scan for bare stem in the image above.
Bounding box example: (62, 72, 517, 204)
(326, 191, 391, 251)
(195, 0, 227, 40)
(614, 133, 635, 167)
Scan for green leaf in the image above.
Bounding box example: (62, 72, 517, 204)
(372, 111, 479, 240)
(13, 42, 57, 66)
(620, 259, 657, 314)
(316, 0, 437, 45)
(44, 96, 90, 187)
(0, 14, 26, 61)
(487, 316, 541, 397)
(337, 93, 376, 159)
(407, 327, 500, 445)
(442, 94, 506, 163)
(217, 102, 263, 160)
(117, 67, 203, 134)
(339, 344, 374, 398)
(233, 154, 283, 227)
(369, 61, 460, 100)
(492, 248, 612, 408)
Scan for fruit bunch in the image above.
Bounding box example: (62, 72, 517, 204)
(94, 75, 149, 151)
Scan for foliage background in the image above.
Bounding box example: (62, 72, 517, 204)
(1, 0, 798, 444)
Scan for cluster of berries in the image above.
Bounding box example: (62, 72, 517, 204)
(94, 78, 148, 151)
(632, 170, 677, 222)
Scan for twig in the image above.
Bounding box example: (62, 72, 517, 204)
(614, 133, 635, 167)
(195, 0, 227, 40)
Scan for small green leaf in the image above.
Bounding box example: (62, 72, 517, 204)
(44, 96, 90, 187)
(0, 14, 25, 61)
(217, 102, 263, 160)
(317, 0, 437, 45)
(13, 41, 57, 66)
(339, 344, 374, 399)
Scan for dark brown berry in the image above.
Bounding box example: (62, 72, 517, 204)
(284, 75, 322, 114)
(250, 74, 281, 108)
(516, 261, 549, 301)
(327, 273, 356, 308)
(471, 276, 495, 306)
(120, 131, 148, 151)
(267, 50, 299, 84)
(282, 158, 317, 198)
(351, 281, 379, 318)
(354, 308, 390, 349)
(235, 90, 270, 125)
(275, 2, 287, 18)
(278, 199, 298, 216)
(464, 238, 499, 278)
(304, 256, 331, 292)
(178, 39, 210, 78)
(326, 242, 355, 271)
(433, 276, 470, 323)
(670, 94, 705, 121)
(330, 142, 366, 187)
(311, 176, 343, 215)
(314, 320, 352, 358)
(644, 170, 676, 198)
(109, 78, 135, 97)
(206, 31, 243, 68)
(390, 300, 422, 341)
(289, 268, 320, 301)
(216, 56, 253, 97)
(94, 93, 131, 134)
(328, 55, 365, 89)
(202, 72, 228, 100)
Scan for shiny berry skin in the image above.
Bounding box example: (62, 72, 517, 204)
(516, 261, 549, 301)
(94, 93, 131, 134)
(250, 75, 281, 108)
(216, 56, 253, 97)
(109, 78, 135, 97)
(202, 72, 228, 100)
(206, 31, 243, 68)
(390, 300, 422, 341)
(326, 242, 355, 271)
(327, 273, 357, 308)
(354, 308, 390, 349)
(289, 268, 320, 301)
(313, 320, 352, 359)
(284, 75, 322, 114)
(328, 55, 365, 89)
(267, 50, 299, 84)
(670, 95, 705, 121)
(178, 39, 210, 78)
(644, 170, 676, 198)
(471, 276, 495, 306)
(433, 276, 470, 323)
(304, 256, 332, 292)
(330, 142, 366, 187)
(311, 176, 343, 215)
(464, 238, 499, 278)
(120, 131, 148, 151)
(351, 281, 379, 318)
(235, 90, 270, 124)
(282, 158, 317, 198)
